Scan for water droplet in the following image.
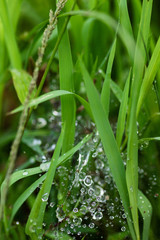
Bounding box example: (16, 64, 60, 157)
(89, 223, 95, 228)
(32, 139, 41, 146)
(121, 226, 126, 232)
(23, 170, 28, 176)
(84, 175, 92, 186)
(88, 188, 95, 196)
(73, 208, 78, 213)
(130, 186, 133, 192)
(73, 217, 82, 226)
(41, 193, 49, 202)
(40, 162, 50, 171)
(95, 159, 104, 169)
(36, 118, 47, 129)
(56, 207, 66, 222)
(50, 202, 55, 208)
(93, 211, 103, 220)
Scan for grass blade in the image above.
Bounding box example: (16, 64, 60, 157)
(101, 38, 117, 116)
(0, 0, 22, 69)
(99, 69, 123, 102)
(10, 90, 93, 120)
(138, 190, 152, 240)
(116, 70, 131, 148)
(79, 57, 136, 240)
(137, 37, 160, 116)
(118, 0, 133, 37)
(126, 1, 153, 238)
(10, 174, 46, 225)
(58, 16, 75, 154)
(25, 127, 65, 238)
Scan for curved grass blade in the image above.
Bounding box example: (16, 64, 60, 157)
(137, 37, 160, 116)
(79, 57, 136, 240)
(138, 190, 152, 240)
(101, 38, 117, 116)
(25, 127, 65, 239)
(10, 90, 93, 120)
(10, 173, 47, 225)
(116, 69, 131, 148)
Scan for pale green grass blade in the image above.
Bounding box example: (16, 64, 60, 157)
(0, 0, 22, 69)
(139, 137, 160, 143)
(137, 37, 160, 116)
(99, 69, 123, 102)
(138, 190, 152, 240)
(10, 174, 46, 225)
(58, 17, 75, 154)
(116, 70, 131, 148)
(101, 39, 117, 116)
(10, 69, 35, 104)
(79, 57, 136, 240)
(118, 0, 133, 37)
(26, 127, 65, 238)
(9, 0, 22, 31)
(10, 90, 93, 120)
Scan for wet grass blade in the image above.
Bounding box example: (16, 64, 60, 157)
(116, 70, 131, 148)
(137, 37, 160, 116)
(101, 38, 117, 116)
(58, 17, 75, 154)
(126, 1, 153, 238)
(10, 90, 93, 120)
(25, 127, 65, 238)
(10, 174, 46, 225)
(138, 190, 152, 240)
(79, 57, 136, 240)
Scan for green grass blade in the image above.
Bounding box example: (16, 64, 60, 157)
(58, 17, 75, 154)
(9, 0, 22, 31)
(101, 38, 117, 116)
(137, 37, 160, 116)
(0, 0, 22, 69)
(25, 127, 65, 238)
(10, 90, 93, 120)
(116, 70, 131, 148)
(99, 69, 123, 102)
(118, 0, 133, 38)
(79, 57, 136, 240)
(126, 1, 153, 238)
(10, 174, 46, 225)
(138, 190, 152, 240)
